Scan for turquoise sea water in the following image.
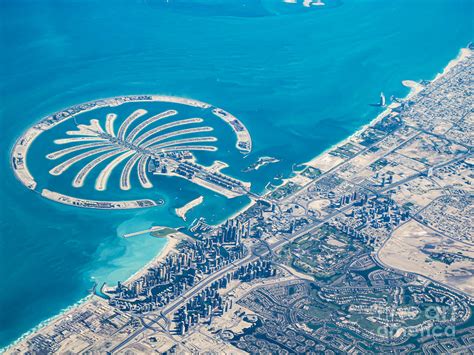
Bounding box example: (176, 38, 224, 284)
(0, 0, 472, 348)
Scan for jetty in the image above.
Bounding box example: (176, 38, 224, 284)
(122, 226, 162, 238)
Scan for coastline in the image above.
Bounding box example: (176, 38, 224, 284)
(264, 102, 398, 196)
(1, 232, 181, 354)
(302, 46, 470, 171)
(265, 47, 471, 203)
(434, 47, 471, 82)
(9, 95, 252, 210)
(121, 232, 180, 286)
(3, 46, 471, 353)
(0, 295, 93, 354)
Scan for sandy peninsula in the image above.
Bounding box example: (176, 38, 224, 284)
(175, 196, 204, 221)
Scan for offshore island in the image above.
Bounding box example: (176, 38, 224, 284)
(11, 95, 253, 209)
(5, 47, 474, 354)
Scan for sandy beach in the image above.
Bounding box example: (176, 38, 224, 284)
(303, 47, 470, 173)
(4, 46, 471, 354)
(121, 232, 181, 286)
(402, 80, 424, 98)
(175, 196, 204, 221)
(258, 47, 472, 203)
(0, 295, 94, 353)
(1, 231, 182, 354)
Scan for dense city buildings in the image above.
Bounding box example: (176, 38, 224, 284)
(6, 47, 474, 354)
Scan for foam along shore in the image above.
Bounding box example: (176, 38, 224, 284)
(7, 47, 472, 354)
(436, 47, 472, 80)
(175, 196, 204, 221)
(0, 295, 94, 354)
(41, 189, 159, 209)
(303, 101, 401, 174)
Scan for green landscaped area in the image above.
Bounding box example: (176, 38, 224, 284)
(151, 227, 176, 238)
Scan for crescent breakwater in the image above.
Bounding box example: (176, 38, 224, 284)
(4, 46, 473, 354)
(41, 189, 161, 209)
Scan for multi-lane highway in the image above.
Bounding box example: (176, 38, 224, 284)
(109, 198, 358, 353)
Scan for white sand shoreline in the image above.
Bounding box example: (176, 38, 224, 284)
(175, 196, 204, 221)
(1, 231, 181, 354)
(4, 46, 471, 354)
(122, 233, 180, 286)
(281, 46, 471, 188)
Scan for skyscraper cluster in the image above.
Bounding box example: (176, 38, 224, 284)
(174, 260, 276, 335)
(108, 219, 250, 313)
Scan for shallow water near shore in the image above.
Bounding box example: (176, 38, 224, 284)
(1, 0, 473, 348)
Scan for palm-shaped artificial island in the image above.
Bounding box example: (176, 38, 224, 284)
(11, 95, 253, 209)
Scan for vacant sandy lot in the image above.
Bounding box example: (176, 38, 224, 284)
(379, 220, 474, 296)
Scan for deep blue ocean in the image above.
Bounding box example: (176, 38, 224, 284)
(0, 0, 472, 348)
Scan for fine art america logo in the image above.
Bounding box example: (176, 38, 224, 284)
(376, 305, 457, 339)
(11, 95, 252, 210)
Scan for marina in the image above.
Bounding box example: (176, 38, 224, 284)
(1, 0, 473, 350)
